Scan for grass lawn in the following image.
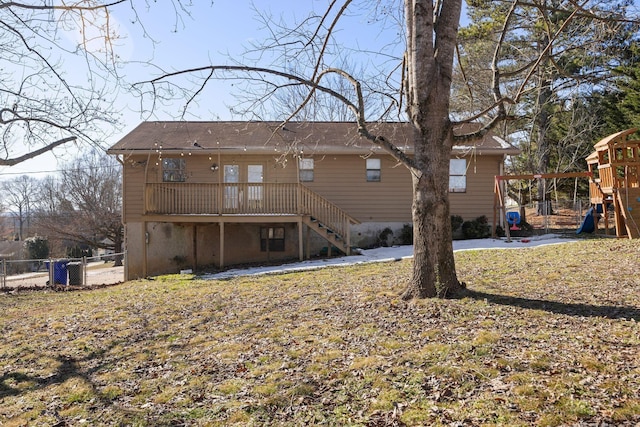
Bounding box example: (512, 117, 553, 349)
(1, 238, 639, 426)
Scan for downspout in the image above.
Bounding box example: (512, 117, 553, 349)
(115, 154, 129, 281)
(296, 153, 304, 259)
(143, 222, 148, 278)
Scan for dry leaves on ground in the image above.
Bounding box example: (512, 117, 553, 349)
(0, 238, 639, 426)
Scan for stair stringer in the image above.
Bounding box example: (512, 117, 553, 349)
(302, 216, 351, 255)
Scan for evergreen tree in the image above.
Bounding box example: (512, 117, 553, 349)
(457, 0, 638, 206)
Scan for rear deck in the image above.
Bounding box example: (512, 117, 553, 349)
(144, 182, 360, 262)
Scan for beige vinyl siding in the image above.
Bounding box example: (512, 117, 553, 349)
(121, 152, 502, 224)
(304, 154, 501, 223)
(302, 153, 499, 223)
(123, 157, 146, 221)
(304, 155, 413, 222)
(449, 155, 501, 221)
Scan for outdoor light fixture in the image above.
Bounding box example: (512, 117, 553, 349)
(210, 163, 219, 171)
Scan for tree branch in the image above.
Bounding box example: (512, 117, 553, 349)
(0, 1, 127, 12)
(0, 136, 76, 166)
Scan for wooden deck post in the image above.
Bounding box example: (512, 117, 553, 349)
(298, 218, 304, 261)
(346, 222, 351, 255)
(219, 221, 225, 268)
(306, 224, 311, 260)
(192, 224, 198, 271)
(142, 221, 148, 278)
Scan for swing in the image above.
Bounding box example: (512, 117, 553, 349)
(506, 211, 521, 231)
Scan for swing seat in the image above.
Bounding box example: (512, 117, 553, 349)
(506, 211, 521, 231)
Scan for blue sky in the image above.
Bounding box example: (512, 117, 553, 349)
(1, 0, 406, 179)
(1, 0, 637, 180)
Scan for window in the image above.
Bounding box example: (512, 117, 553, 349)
(261, 227, 285, 252)
(449, 158, 466, 192)
(366, 158, 381, 182)
(299, 158, 314, 182)
(162, 158, 186, 182)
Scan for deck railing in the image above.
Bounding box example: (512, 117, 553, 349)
(145, 182, 357, 241)
(596, 163, 640, 194)
(145, 182, 303, 215)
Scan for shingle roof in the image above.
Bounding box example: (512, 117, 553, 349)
(107, 121, 520, 156)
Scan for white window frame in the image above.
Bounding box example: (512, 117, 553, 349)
(299, 158, 314, 182)
(162, 158, 187, 182)
(366, 158, 381, 182)
(449, 158, 467, 193)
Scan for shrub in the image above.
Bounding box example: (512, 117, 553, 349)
(377, 227, 394, 247)
(399, 224, 413, 245)
(461, 216, 491, 239)
(24, 236, 49, 260)
(397, 216, 497, 243)
(451, 215, 464, 232)
(67, 245, 92, 258)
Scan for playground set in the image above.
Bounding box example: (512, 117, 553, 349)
(494, 128, 640, 240)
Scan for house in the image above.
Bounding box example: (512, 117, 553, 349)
(107, 121, 519, 279)
(95, 238, 115, 259)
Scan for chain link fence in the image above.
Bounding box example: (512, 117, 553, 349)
(1, 252, 125, 290)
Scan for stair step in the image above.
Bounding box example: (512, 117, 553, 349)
(304, 215, 349, 254)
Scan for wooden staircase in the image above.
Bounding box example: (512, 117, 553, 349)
(299, 186, 360, 255)
(303, 216, 350, 255)
(615, 188, 640, 238)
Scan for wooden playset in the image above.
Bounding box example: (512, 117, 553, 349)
(586, 128, 640, 238)
(493, 128, 640, 239)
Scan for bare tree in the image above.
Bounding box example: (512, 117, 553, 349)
(135, 1, 639, 298)
(459, 0, 637, 213)
(1, 175, 39, 240)
(34, 151, 123, 264)
(0, 1, 193, 167)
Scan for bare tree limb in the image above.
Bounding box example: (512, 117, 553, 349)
(0, 136, 76, 166)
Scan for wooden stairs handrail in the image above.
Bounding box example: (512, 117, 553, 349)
(299, 185, 360, 255)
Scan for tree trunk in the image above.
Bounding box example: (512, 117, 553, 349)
(402, 125, 464, 299)
(535, 33, 552, 216)
(113, 232, 124, 267)
(400, 0, 464, 299)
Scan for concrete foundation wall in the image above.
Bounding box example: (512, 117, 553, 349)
(125, 221, 301, 278)
(351, 222, 412, 248)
